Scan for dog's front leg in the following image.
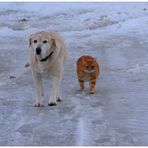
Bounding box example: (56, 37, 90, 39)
(32, 71, 44, 107)
(48, 76, 60, 106)
(56, 84, 62, 102)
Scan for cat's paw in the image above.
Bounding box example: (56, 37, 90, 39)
(80, 88, 84, 91)
(89, 91, 94, 94)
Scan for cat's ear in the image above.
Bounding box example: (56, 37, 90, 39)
(82, 57, 86, 64)
(93, 57, 97, 61)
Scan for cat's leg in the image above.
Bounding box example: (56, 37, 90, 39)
(78, 79, 85, 91)
(89, 79, 96, 94)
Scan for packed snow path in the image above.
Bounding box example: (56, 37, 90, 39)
(0, 2, 148, 146)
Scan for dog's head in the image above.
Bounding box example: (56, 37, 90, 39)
(29, 31, 57, 61)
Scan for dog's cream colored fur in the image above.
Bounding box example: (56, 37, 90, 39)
(29, 31, 67, 107)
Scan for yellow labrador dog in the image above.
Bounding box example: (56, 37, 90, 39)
(28, 31, 67, 107)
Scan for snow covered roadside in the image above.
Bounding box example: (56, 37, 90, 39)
(0, 2, 148, 146)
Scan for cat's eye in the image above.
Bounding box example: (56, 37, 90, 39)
(91, 66, 94, 69)
(86, 66, 89, 69)
(43, 40, 47, 43)
(34, 40, 37, 43)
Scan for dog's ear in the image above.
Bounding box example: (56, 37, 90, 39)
(29, 37, 31, 47)
(50, 32, 61, 51)
(29, 34, 34, 47)
(51, 38, 56, 50)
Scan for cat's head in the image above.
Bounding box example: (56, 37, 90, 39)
(82, 57, 97, 73)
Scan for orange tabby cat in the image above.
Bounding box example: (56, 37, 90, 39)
(76, 55, 100, 94)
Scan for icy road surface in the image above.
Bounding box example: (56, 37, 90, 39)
(0, 2, 148, 146)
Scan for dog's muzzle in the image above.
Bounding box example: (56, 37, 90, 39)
(36, 47, 41, 55)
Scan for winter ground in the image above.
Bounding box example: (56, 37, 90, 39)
(0, 2, 148, 146)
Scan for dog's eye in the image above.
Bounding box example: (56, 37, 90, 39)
(43, 40, 47, 43)
(34, 40, 37, 43)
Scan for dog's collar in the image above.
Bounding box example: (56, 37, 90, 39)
(40, 51, 53, 62)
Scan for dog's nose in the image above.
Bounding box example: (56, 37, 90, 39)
(36, 47, 41, 55)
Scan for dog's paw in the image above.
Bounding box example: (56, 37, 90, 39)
(34, 103, 44, 107)
(48, 102, 57, 106)
(57, 97, 62, 102)
(25, 63, 29, 68)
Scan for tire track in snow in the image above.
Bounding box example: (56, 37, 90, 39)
(71, 95, 104, 146)
(76, 117, 90, 146)
(70, 96, 92, 145)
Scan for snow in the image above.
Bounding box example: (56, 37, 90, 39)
(76, 117, 90, 146)
(0, 2, 148, 146)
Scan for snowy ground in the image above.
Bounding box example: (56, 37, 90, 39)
(0, 2, 148, 146)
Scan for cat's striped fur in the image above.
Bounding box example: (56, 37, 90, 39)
(76, 55, 100, 94)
